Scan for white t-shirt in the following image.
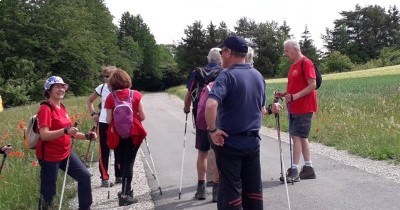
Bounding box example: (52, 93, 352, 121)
(95, 83, 111, 123)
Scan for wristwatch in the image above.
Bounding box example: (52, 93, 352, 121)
(91, 112, 97, 117)
(207, 128, 217, 134)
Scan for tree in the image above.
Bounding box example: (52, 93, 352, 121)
(177, 21, 207, 76)
(300, 25, 318, 62)
(323, 4, 398, 64)
(118, 12, 161, 90)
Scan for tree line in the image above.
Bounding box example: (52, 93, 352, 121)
(0, 1, 399, 107)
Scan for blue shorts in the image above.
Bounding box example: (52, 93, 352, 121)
(289, 113, 313, 138)
(195, 128, 211, 152)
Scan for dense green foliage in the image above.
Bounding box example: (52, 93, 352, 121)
(0, 1, 399, 109)
(0, 0, 181, 107)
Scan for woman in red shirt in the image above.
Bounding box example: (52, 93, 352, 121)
(105, 69, 146, 206)
(36, 76, 97, 210)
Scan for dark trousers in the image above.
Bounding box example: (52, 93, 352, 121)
(98, 122, 121, 180)
(214, 145, 263, 210)
(39, 152, 92, 209)
(115, 137, 139, 195)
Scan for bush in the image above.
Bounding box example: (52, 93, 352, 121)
(320, 51, 353, 73)
(379, 47, 400, 66)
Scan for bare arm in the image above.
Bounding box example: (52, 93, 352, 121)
(183, 91, 191, 113)
(285, 79, 316, 102)
(137, 100, 145, 121)
(106, 109, 112, 124)
(87, 91, 98, 114)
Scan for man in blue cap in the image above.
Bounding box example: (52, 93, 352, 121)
(205, 36, 281, 209)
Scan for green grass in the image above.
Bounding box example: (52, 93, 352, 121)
(0, 96, 99, 210)
(168, 65, 400, 163)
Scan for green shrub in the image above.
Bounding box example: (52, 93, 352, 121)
(320, 51, 353, 73)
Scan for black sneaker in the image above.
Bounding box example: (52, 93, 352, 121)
(101, 180, 114, 187)
(194, 182, 206, 200)
(279, 167, 300, 183)
(300, 165, 316, 179)
(118, 190, 138, 206)
(115, 177, 122, 184)
(212, 183, 219, 203)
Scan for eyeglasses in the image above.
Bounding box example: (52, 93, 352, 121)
(103, 75, 109, 79)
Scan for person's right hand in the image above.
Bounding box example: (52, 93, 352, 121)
(92, 114, 99, 122)
(183, 107, 190, 114)
(1, 145, 12, 155)
(210, 129, 229, 147)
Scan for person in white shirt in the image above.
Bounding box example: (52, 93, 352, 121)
(87, 66, 121, 187)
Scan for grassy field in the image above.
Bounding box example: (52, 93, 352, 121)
(168, 65, 400, 163)
(0, 96, 99, 209)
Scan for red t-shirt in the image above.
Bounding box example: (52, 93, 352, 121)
(36, 102, 72, 161)
(105, 89, 142, 120)
(286, 57, 318, 114)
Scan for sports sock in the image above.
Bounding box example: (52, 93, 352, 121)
(292, 164, 299, 170)
(304, 161, 313, 167)
(198, 180, 205, 185)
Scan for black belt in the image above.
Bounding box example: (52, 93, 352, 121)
(231, 130, 260, 138)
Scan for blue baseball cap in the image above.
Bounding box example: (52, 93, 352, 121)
(221, 36, 248, 53)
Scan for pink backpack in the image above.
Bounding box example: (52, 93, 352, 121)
(112, 90, 134, 138)
(196, 82, 214, 130)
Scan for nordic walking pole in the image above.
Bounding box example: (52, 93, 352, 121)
(140, 148, 163, 194)
(0, 144, 10, 175)
(107, 149, 111, 199)
(0, 154, 6, 175)
(178, 113, 188, 199)
(59, 122, 77, 210)
(275, 112, 292, 210)
(287, 103, 294, 185)
(144, 138, 162, 195)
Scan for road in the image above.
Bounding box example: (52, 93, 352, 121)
(141, 93, 400, 210)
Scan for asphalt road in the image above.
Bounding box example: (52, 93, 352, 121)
(141, 93, 400, 210)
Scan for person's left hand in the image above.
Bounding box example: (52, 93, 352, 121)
(87, 131, 97, 141)
(271, 102, 282, 113)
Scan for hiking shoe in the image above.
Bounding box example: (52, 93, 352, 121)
(212, 183, 219, 203)
(115, 177, 122, 184)
(194, 182, 206, 200)
(279, 167, 300, 183)
(118, 190, 138, 206)
(300, 165, 316, 179)
(101, 180, 114, 187)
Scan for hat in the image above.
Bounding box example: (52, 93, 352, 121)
(44, 76, 68, 91)
(221, 36, 248, 53)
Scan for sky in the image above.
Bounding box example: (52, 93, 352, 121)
(104, 0, 399, 50)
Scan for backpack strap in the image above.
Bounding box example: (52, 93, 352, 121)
(111, 90, 134, 104)
(100, 83, 105, 97)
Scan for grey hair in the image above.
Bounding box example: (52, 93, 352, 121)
(207, 47, 222, 65)
(245, 47, 254, 65)
(284, 39, 301, 51)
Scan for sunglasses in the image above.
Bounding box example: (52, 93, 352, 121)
(103, 75, 110, 79)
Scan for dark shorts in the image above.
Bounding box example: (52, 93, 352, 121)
(289, 113, 313, 138)
(195, 128, 211, 152)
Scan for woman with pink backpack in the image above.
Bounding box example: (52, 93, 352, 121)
(104, 68, 146, 206)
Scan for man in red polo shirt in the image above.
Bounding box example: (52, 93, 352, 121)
(276, 39, 318, 183)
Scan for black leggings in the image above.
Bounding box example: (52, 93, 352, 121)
(98, 122, 121, 180)
(115, 137, 139, 195)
